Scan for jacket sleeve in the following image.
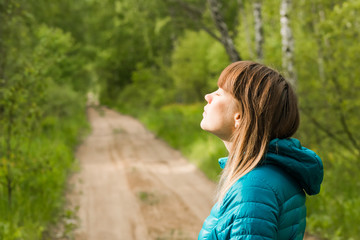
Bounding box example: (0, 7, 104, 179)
(226, 176, 280, 239)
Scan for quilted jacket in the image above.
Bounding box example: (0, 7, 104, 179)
(198, 138, 324, 240)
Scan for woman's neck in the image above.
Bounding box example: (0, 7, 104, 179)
(223, 140, 232, 153)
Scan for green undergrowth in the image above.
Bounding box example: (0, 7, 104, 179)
(305, 149, 360, 239)
(0, 110, 89, 239)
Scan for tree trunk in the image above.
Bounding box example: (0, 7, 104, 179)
(253, 1, 264, 61)
(280, 0, 296, 86)
(168, 0, 222, 43)
(208, 0, 241, 62)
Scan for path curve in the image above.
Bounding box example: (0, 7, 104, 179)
(69, 107, 216, 240)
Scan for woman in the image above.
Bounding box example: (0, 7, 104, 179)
(199, 61, 323, 240)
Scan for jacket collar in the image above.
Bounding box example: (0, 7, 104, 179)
(216, 138, 323, 195)
(218, 157, 228, 169)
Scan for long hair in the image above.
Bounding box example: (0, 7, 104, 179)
(216, 61, 300, 202)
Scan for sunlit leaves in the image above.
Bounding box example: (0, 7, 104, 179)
(170, 30, 228, 102)
(0, 2, 88, 239)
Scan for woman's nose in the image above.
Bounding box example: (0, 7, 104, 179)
(205, 93, 212, 103)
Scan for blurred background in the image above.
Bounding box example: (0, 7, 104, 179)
(0, 0, 359, 239)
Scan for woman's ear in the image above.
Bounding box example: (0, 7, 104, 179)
(234, 112, 241, 129)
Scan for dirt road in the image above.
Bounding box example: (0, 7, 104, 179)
(69, 108, 216, 240)
(69, 107, 319, 240)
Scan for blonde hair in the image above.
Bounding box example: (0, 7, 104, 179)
(216, 61, 299, 202)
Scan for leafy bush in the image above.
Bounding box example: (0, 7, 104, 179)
(0, 20, 89, 239)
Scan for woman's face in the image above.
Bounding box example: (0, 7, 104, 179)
(200, 88, 239, 141)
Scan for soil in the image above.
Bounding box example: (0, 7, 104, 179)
(68, 107, 216, 240)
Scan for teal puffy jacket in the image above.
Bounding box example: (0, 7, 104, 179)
(198, 138, 323, 240)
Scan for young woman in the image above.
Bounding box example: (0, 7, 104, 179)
(199, 61, 323, 240)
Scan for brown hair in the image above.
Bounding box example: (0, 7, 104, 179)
(216, 61, 299, 201)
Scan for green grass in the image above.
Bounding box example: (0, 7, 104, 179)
(137, 191, 160, 205)
(0, 109, 89, 240)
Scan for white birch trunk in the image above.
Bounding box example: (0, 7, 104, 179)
(253, 1, 264, 61)
(208, 0, 241, 62)
(280, 0, 296, 86)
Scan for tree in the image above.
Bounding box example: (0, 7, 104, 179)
(280, 0, 296, 86)
(253, 0, 264, 61)
(207, 0, 241, 62)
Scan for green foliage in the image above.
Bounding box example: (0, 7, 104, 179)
(93, 0, 180, 105)
(0, 112, 87, 239)
(170, 30, 229, 103)
(116, 30, 229, 110)
(293, 1, 360, 238)
(0, 2, 89, 239)
(116, 63, 175, 112)
(306, 151, 360, 239)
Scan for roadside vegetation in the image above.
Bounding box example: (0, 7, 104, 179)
(0, 2, 89, 239)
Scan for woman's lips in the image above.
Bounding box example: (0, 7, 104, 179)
(203, 106, 207, 117)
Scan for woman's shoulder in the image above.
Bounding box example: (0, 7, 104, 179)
(225, 164, 304, 206)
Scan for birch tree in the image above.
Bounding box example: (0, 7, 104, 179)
(207, 0, 241, 62)
(253, 0, 264, 61)
(280, 0, 296, 86)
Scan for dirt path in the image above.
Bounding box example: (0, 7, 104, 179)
(69, 107, 216, 240)
(68, 107, 319, 240)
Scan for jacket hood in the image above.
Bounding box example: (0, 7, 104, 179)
(218, 138, 324, 195)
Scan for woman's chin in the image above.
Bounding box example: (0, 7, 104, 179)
(200, 122, 213, 134)
(200, 121, 205, 130)
(200, 120, 207, 130)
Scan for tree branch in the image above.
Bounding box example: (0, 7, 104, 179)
(207, 0, 241, 62)
(339, 111, 359, 150)
(166, 0, 222, 43)
(301, 107, 356, 155)
(329, 75, 359, 152)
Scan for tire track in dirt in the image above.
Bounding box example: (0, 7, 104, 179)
(68, 107, 216, 240)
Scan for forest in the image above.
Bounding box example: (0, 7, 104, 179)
(0, 0, 359, 239)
